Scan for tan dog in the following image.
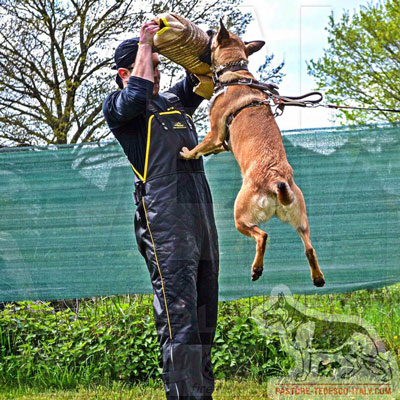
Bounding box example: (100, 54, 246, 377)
(180, 21, 325, 287)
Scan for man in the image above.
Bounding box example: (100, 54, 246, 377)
(103, 21, 219, 400)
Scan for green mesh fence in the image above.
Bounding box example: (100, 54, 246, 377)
(1, 125, 399, 301)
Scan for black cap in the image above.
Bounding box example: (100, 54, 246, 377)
(112, 37, 157, 89)
(112, 37, 140, 70)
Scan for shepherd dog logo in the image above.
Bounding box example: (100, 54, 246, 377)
(173, 121, 186, 129)
(252, 285, 399, 398)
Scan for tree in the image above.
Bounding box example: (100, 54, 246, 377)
(307, 0, 400, 125)
(0, 0, 143, 146)
(0, 0, 282, 147)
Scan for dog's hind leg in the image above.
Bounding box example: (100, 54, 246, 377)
(291, 184, 325, 287)
(234, 185, 269, 281)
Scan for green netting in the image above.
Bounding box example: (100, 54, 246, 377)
(1, 125, 399, 301)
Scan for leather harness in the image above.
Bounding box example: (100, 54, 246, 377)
(212, 61, 323, 151)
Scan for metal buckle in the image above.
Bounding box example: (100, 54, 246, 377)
(237, 78, 252, 85)
(133, 182, 146, 205)
(212, 73, 219, 85)
(272, 97, 280, 105)
(273, 104, 285, 118)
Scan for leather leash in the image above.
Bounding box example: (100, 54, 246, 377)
(216, 77, 400, 117)
(318, 103, 400, 114)
(217, 77, 324, 150)
(211, 65, 400, 151)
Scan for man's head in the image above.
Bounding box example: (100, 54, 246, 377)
(113, 37, 161, 95)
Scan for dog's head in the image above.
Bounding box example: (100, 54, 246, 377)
(209, 19, 265, 67)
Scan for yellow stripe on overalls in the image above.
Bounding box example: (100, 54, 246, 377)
(130, 111, 182, 183)
(132, 110, 186, 341)
(141, 197, 173, 340)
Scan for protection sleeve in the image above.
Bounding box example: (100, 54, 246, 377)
(167, 72, 204, 116)
(102, 76, 154, 128)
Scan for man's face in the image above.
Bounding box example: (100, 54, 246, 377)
(152, 53, 161, 96)
(119, 53, 161, 96)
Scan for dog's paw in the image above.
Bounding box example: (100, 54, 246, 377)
(313, 277, 325, 287)
(179, 147, 191, 160)
(251, 267, 263, 281)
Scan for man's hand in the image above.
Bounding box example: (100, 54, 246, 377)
(139, 21, 160, 46)
(131, 21, 160, 85)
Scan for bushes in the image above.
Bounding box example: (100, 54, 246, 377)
(212, 300, 291, 379)
(0, 296, 285, 389)
(0, 297, 159, 388)
(2, 285, 398, 390)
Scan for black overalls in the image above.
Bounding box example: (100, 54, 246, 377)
(133, 93, 219, 399)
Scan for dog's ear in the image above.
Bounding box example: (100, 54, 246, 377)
(245, 40, 265, 56)
(216, 18, 230, 44)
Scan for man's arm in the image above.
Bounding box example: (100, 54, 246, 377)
(103, 77, 154, 128)
(167, 73, 204, 115)
(103, 22, 159, 128)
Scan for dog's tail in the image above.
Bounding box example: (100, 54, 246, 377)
(276, 181, 294, 206)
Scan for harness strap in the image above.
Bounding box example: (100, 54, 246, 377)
(212, 59, 248, 79)
(214, 78, 280, 95)
(223, 100, 270, 151)
(162, 92, 186, 113)
(214, 78, 324, 118)
(226, 100, 270, 126)
(214, 76, 324, 151)
(271, 92, 324, 117)
(214, 65, 249, 83)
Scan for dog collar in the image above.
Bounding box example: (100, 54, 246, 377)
(212, 59, 249, 81)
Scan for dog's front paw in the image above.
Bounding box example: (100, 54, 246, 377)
(179, 146, 192, 160)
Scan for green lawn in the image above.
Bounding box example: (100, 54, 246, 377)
(0, 380, 271, 399)
(2, 379, 399, 400)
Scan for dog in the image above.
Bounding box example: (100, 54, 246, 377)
(180, 21, 325, 287)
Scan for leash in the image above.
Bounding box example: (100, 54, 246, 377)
(216, 77, 400, 118)
(315, 103, 400, 114)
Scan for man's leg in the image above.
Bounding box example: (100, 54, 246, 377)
(197, 259, 219, 399)
(197, 207, 219, 400)
(135, 199, 209, 399)
(152, 259, 204, 399)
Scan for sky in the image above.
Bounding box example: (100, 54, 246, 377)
(233, 0, 379, 131)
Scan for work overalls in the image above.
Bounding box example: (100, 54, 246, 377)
(133, 93, 219, 399)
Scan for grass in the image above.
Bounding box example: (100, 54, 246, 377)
(2, 379, 399, 400)
(0, 380, 271, 399)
